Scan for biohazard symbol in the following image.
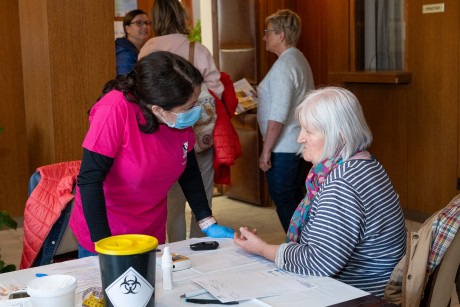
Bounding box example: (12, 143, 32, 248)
(119, 275, 141, 294)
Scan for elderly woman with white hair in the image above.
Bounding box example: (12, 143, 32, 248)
(234, 87, 406, 297)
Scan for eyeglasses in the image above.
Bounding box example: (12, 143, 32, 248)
(264, 28, 276, 33)
(130, 20, 152, 27)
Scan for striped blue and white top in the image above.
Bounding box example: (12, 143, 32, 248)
(276, 157, 406, 297)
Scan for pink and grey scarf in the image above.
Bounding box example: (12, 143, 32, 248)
(286, 153, 343, 242)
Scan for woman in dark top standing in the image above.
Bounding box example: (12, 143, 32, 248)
(115, 9, 151, 75)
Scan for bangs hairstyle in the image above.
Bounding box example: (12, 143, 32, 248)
(265, 9, 301, 47)
(296, 87, 373, 161)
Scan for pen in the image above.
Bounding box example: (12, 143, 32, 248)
(185, 298, 239, 305)
(180, 289, 208, 299)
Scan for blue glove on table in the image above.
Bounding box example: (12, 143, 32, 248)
(202, 224, 234, 238)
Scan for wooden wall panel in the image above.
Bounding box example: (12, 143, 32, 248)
(406, 0, 459, 214)
(47, 0, 116, 163)
(19, 0, 116, 171)
(0, 1, 29, 217)
(346, 85, 409, 209)
(458, 9, 460, 192)
(137, 0, 153, 14)
(19, 0, 54, 172)
(325, 0, 350, 75)
(291, 0, 328, 87)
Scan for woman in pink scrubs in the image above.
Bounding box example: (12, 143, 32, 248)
(70, 51, 234, 257)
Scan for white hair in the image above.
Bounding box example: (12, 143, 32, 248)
(296, 87, 372, 161)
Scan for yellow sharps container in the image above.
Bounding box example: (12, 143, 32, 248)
(95, 234, 158, 307)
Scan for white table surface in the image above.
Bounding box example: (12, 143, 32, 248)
(0, 238, 368, 307)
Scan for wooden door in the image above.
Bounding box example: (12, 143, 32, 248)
(405, 0, 459, 215)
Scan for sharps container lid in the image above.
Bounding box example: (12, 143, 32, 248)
(95, 234, 158, 256)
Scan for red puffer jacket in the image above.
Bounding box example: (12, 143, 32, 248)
(20, 160, 81, 269)
(211, 72, 242, 185)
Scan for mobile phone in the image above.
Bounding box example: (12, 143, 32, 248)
(190, 241, 219, 251)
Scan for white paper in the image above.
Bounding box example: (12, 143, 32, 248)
(192, 268, 318, 303)
(192, 271, 278, 302)
(233, 78, 258, 114)
(187, 249, 267, 274)
(261, 269, 318, 292)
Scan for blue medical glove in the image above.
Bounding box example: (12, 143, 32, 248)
(202, 224, 235, 238)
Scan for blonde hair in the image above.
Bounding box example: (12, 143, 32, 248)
(265, 9, 301, 47)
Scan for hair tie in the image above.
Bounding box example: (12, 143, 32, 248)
(127, 70, 137, 81)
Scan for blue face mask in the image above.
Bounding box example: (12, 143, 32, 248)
(163, 105, 202, 129)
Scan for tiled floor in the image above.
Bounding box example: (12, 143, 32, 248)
(0, 196, 458, 305)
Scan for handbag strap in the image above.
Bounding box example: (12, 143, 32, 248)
(188, 41, 195, 65)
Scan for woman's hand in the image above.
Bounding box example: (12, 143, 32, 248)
(259, 151, 272, 172)
(234, 227, 280, 261)
(234, 227, 266, 256)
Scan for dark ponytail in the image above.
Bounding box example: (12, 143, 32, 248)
(97, 73, 138, 104)
(92, 51, 203, 133)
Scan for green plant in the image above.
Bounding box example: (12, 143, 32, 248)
(0, 210, 18, 273)
(189, 19, 201, 43)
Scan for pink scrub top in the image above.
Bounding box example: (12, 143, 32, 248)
(70, 90, 195, 253)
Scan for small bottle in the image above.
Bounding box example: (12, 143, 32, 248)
(161, 246, 173, 290)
